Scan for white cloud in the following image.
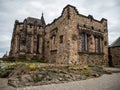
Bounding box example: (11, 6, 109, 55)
(0, 52, 4, 58)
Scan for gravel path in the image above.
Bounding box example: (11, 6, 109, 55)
(105, 67, 120, 73)
(17, 73, 120, 90)
(0, 78, 15, 90)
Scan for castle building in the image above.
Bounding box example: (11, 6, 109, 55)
(9, 5, 108, 65)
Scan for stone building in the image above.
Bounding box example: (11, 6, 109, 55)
(9, 14, 46, 61)
(9, 5, 108, 65)
(109, 37, 120, 67)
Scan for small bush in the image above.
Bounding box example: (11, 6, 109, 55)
(88, 64, 95, 67)
(81, 69, 91, 77)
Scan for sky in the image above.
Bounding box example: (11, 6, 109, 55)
(0, 0, 120, 57)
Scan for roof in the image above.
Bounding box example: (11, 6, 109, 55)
(26, 17, 42, 25)
(110, 37, 120, 47)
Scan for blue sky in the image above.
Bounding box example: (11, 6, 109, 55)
(0, 0, 120, 57)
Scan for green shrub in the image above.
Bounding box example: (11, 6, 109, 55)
(81, 69, 91, 77)
(88, 64, 95, 67)
(0, 67, 11, 78)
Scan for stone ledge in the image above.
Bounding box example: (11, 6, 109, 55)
(78, 51, 104, 55)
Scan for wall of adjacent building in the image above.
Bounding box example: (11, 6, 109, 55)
(109, 47, 120, 67)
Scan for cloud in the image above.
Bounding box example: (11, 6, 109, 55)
(0, 0, 120, 57)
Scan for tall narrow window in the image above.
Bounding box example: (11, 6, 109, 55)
(87, 34, 90, 52)
(36, 35, 39, 53)
(17, 38, 20, 52)
(81, 33, 86, 52)
(60, 35, 63, 43)
(27, 37, 31, 53)
(53, 36, 56, 44)
(97, 37, 101, 53)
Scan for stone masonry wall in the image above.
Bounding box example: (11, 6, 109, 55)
(110, 47, 120, 66)
(45, 7, 71, 64)
(9, 5, 108, 65)
(58, 5, 108, 65)
(44, 5, 108, 65)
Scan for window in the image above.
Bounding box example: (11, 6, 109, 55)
(81, 33, 86, 52)
(104, 41, 107, 46)
(91, 26, 94, 30)
(83, 24, 86, 27)
(87, 34, 91, 52)
(21, 33, 26, 42)
(36, 35, 39, 53)
(95, 36, 101, 53)
(60, 35, 63, 43)
(27, 37, 31, 52)
(17, 38, 20, 52)
(97, 37, 101, 53)
(30, 24, 32, 28)
(47, 41, 49, 48)
(53, 36, 56, 44)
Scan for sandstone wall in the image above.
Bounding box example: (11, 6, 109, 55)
(9, 19, 44, 60)
(45, 7, 71, 64)
(66, 5, 108, 65)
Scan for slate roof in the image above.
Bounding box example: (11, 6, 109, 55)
(26, 17, 42, 25)
(110, 37, 120, 47)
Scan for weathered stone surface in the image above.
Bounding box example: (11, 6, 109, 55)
(5, 64, 111, 87)
(9, 5, 108, 66)
(109, 46, 120, 67)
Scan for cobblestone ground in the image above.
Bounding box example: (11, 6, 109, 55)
(0, 68, 120, 90)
